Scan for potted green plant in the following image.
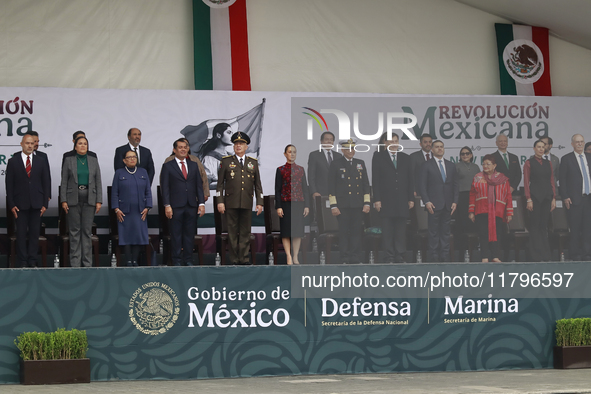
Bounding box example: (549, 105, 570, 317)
(15, 328, 90, 384)
(554, 317, 591, 369)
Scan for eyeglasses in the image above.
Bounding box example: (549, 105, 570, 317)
(125, 156, 137, 160)
(460, 152, 471, 156)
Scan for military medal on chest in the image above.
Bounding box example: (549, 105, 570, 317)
(247, 162, 254, 170)
(230, 170, 235, 178)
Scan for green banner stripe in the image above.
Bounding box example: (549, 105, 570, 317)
(495, 23, 516, 95)
(193, 0, 213, 90)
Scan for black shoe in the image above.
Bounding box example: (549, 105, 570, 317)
(126, 262, 133, 267)
(185, 262, 193, 266)
(132, 262, 139, 267)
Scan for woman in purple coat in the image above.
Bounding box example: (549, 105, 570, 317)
(111, 150, 152, 266)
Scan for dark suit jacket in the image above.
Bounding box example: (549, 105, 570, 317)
(419, 158, 459, 211)
(33, 150, 52, 199)
(307, 149, 342, 196)
(559, 151, 591, 206)
(328, 156, 370, 209)
(114, 144, 155, 185)
(372, 150, 413, 218)
(409, 150, 429, 194)
(492, 151, 522, 192)
(160, 159, 204, 209)
(6, 153, 51, 210)
(530, 153, 560, 192)
(111, 167, 153, 213)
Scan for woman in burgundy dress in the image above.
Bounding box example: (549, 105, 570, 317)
(275, 145, 309, 265)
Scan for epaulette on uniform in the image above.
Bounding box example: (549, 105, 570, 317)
(247, 156, 258, 161)
(222, 155, 232, 159)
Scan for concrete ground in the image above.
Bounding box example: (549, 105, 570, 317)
(2, 369, 591, 394)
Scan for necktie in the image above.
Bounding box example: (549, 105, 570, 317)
(580, 154, 589, 195)
(425, 153, 430, 160)
(134, 147, 139, 164)
(181, 160, 187, 180)
(327, 151, 333, 165)
(26, 155, 31, 178)
(544, 155, 549, 161)
(240, 157, 244, 167)
(439, 159, 446, 182)
(503, 153, 509, 168)
(392, 154, 397, 169)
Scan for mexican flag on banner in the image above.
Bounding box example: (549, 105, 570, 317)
(495, 23, 552, 96)
(193, 0, 251, 91)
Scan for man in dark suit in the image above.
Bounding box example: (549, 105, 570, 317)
(6, 134, 51, 267)
(114, 128, 155, 184)
(559, 134, 591, 261)
(541, 136, 560, 191)
(62, 130, 97, 166)
(492, 133, 522, 194)
(26, 131, 52, 199)
(328, 139, 371, 264)
(372, 133, 414, 263)
(217, 132, 264, 265)
(161, 138, 205, 266)
(409, 133, 433, 195)
(307, 131, 342, 197)
(419, 140, 458, 262)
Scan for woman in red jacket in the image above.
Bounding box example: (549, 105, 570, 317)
(468, 154, 513, 262)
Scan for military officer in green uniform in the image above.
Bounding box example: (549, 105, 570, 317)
(216, 132, 263, 264)
(328, 139, 371, 264)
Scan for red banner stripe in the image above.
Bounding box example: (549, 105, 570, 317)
(532, 26, 552, 96)
(229, 0, 251, 91)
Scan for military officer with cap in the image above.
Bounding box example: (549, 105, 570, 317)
(216, 132, 263, 264)
(328, 138, 371, 264)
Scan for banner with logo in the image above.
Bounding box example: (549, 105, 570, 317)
(0, 263, 590, 383)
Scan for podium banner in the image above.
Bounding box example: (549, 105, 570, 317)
(0, 263, 589, 383)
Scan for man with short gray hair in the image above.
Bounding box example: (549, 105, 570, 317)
(492, 133, 521, 194)
(559, 134, 591, 260)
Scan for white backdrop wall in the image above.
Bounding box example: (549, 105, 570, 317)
(0, 0, 590, 96)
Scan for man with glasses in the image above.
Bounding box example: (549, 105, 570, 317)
(559, 134, 591, 260)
